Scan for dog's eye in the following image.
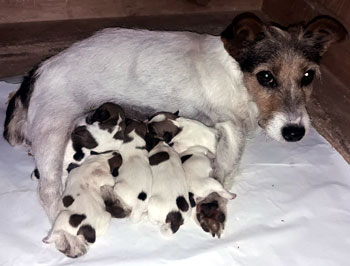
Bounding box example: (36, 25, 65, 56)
(301, 70, 315, 87)
(256, 71, 277, 88)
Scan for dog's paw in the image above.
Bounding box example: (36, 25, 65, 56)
(195, 192, 227, 238)
(47, 230, 89, 258)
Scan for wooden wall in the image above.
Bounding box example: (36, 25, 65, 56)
(0, 0, 263, 23)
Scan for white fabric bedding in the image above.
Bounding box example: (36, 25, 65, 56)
(0, 81, 349, 266)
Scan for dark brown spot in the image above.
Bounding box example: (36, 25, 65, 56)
(71, 126, 98, 161)
(77, 225, 96, 243)
(149, 151, 169, 166)
(189, 192, 196, 208)
(147, 113, 181, 143)
(104, 200, 130, 218)
(165, 211, 184, 234)
(62, 195, 74, 207)
(108, 152, 123, 177)
(138, 191, 147, 201)
(33, 168, 40, 179)
(86, 102, 125, 133)
(181, 154, 192, 163)
(69, 214, 86, 227)
(123, 119, 147, 142)
(176, 196, 189, 212)
(66, 163, 79, 173)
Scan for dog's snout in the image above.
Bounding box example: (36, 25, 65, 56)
(282, 124, 305, 142)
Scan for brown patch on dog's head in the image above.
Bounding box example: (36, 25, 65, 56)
(86, 102, 125, 133)
(147, 112, 181, 143)
(221, 13, 347, 142)
(71, 126, 98, 161)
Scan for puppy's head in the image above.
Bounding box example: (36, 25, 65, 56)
(86, 102, 125, 132)
(222, 13, 347, 142)
(147, 111, 181, 143)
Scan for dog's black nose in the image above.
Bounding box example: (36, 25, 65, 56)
(282, 125, 305, 142)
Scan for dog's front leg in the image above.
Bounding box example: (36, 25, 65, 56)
(32, 124, 71, 223)
(196, 120, 245, 237)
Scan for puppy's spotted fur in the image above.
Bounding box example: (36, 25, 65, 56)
(43, 151, 122, 258)
(112, 118, 153, 223)
(148, 112, 236, 237)
(147, 141, 191, 236)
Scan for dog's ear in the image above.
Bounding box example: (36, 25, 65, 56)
(304, 15, 348, 55)
(173, 110, 179, 117)
(221, 12, 264, 57)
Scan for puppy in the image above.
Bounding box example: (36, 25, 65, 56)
(112, 118, 152, 223)
(147, 140, 191, 236)
(30, 102, 125, 185)
(148, 112, 236, 237)
(148, 111, 217, 154)
(43, 151, 123, 258)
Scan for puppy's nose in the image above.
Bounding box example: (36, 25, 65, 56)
(282, 124, 305, 142)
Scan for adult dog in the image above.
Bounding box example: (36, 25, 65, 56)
(3, 13, 347, 237)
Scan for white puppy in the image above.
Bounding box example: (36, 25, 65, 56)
(112, 118, 152, 223)
(43, 151, 123, 258)
(147, 140, 191, 236)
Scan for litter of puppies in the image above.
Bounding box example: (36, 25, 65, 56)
(34, 102, 236, 257)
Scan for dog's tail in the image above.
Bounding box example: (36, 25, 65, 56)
(3, 67, 39, 146)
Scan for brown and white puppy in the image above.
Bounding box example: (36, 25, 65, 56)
(148, 112, 236, 237)
(31, 102, 125, 184)
(147, 140, 191, 236)
(43, 151, 123, 258)
(111, 118, 153, 223)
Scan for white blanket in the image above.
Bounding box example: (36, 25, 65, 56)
(0, 81, 349, 266)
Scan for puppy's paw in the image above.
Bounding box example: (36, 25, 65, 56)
(46, 230, 89, 258)
(195, 192, 227, 238)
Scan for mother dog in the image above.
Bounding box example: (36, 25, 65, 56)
(4, 13, 347, 237)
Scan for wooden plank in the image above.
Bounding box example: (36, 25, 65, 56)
(0, 0, 263, 24)
(0, 11, 266, 78)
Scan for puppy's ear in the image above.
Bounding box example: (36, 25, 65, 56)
(71, 126, 98, 149)
(108, 152, 123, 177)
(304, 15, 348, 55)
(86, 107, 110, 124)
(173, 110, 179, 117)
(221, 12, 264, 57)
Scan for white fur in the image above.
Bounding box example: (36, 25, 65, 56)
(61, 116, 124, 186)
(170, 117, 218, 154)
(113, 128, 152, 223)
(44, 152, 116, 257)
(17, 28, 256, 221)
(148, 142, 191, 236)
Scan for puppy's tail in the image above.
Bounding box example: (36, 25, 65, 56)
(130, 193, 148, 223)
(160, 211, 184, 237)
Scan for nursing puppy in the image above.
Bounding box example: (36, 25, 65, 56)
(148, 112, 236, 237)
(5, 13, 347, 237)
(112, 118, 152, 223)
(148, 140, 191, 236)
(30, 102, 125, 185)
(43, 151, 123, 258)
